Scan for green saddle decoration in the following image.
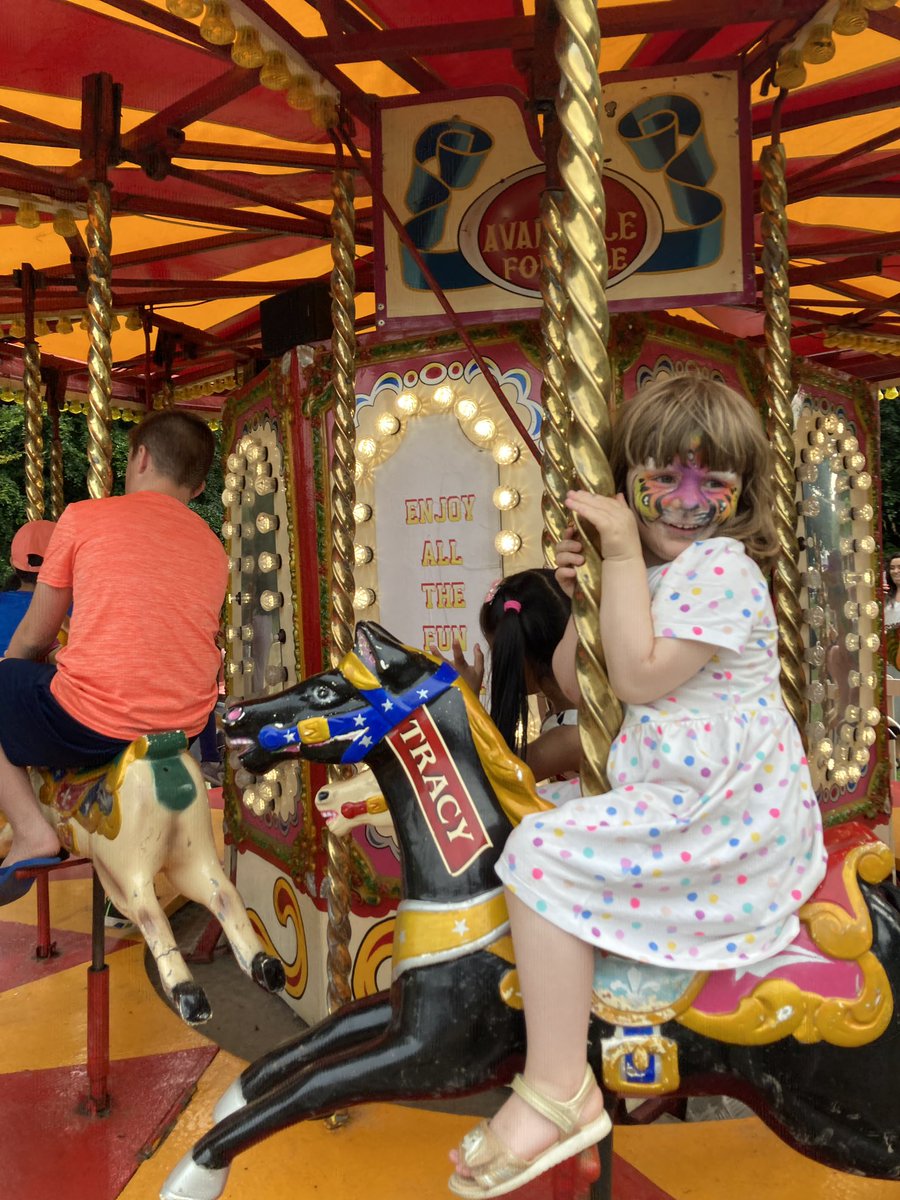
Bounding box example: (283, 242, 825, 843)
(143, 731, 196, 812)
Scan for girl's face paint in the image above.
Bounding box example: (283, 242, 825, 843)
(628, 456, 741, 563)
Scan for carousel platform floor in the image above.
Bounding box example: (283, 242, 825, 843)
(2, 795, 899, 1200)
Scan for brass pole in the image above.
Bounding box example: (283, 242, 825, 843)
(555, 0, 621, 794)
(324, 161, 357, 1054)
(86, 180, 113, 500)
(540, 187, 574, 564)
(761, 136, 807, 743)
(46, 371, 65, 520)
(22, 341, 44, 522)
(18, 263, 44, 521)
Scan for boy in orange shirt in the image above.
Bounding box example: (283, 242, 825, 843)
(0, 410, 228, 903)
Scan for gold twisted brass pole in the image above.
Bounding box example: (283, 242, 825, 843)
(86, 181, 113, 500)
(22, 340, 44, 521)
(760, 141, 807, 743)
(555, 0, 621, 794)
(50, 436, 64, 520)
(324, 165, 357, 1037)
(540, 188, 574, 564)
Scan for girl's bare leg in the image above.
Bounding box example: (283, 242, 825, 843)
(454, 891, 603, 1169)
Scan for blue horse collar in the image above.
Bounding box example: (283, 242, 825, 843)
(258, 660, 459, 762)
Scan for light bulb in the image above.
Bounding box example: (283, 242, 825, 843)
(353, 587, 376, 609)
(231, 25, 265, 69)
(15, 201, 41, 229)
(286, 75, 315, 111)
(454, 398, 478, 422)
(433, 384, 454, 409)
(125, 308, 143, 331)
(395, 391, 420, 416)
(773, 49, 807, 89)
(254, 475, 276, 496)
(493, 440, 520, 465)
(472, 417, 496, 442)
(357, 437, 377, 461)
(200, 0, 235, 44)
(256, 513, 278, 533)
(353, 502, 372, 523)
(495, 530, 522, 556)
(354, 544, 374, 565)
(258, 552, 281, 572)
(833, 0, 868, 34)
(376, 412, 400, 436)
(259, 51, 291, 90)
(802, 23, 836, 63)
(227, 453, 246, 472)
(260, 590, 283, 612)
(52, 208, 78, 238)
(245, 443, 267, 463)
(166, 0, 203, 15)
(9, 317, 25, 338)
(55, 315, 74, 335)
(493, 485, 520, 511)
(310, 95, 338, 131)
(34, 316, 50, 337)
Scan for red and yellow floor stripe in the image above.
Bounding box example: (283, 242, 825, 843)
(3, 810, 900, 1199)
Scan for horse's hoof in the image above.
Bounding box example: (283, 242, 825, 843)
(251, 951, 286, 993)
(212, 1077, 246, 1122)
(160, 1152, 229, 1200)
(171, 982, 212, 1025)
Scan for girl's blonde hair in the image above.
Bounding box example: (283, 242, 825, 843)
(609, 374, 779, 570)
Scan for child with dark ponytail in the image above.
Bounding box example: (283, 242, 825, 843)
(433, 568, 580, 784)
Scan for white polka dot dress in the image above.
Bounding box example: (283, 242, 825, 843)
(496, 538, 826, 970)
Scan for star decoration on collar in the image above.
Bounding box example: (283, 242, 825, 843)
(452, 919, 470, 938)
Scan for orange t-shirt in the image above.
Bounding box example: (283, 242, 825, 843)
(38, 492, 228, 740)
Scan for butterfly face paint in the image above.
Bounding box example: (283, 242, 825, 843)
(630, 456, 741, 533)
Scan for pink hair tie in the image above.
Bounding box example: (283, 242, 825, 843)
(504, 599, 522, 614)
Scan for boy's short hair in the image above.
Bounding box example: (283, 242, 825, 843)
(129, 410, 216, 492)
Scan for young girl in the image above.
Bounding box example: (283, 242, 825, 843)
(430, 569, 581, 785)
(449, 375, 826, 1198)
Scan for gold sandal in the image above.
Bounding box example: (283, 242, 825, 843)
(448, 1065, 611, 1199)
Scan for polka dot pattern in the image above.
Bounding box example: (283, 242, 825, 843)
(496, 537, 827, 971)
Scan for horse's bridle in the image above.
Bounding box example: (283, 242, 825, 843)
(258, 655, 459, 764)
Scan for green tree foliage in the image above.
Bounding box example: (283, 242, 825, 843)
(0, 403, 223, 581)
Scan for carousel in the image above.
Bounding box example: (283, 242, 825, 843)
(1, 1, 900, 1198)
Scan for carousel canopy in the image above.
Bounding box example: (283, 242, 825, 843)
(0, 0, 898, 410)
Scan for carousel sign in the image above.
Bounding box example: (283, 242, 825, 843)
(375, 68, 752, 329)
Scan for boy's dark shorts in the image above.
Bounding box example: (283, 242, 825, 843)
(0, 659, 130, 769)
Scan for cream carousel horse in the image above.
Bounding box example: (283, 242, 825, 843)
(7, 730, 284, 1024)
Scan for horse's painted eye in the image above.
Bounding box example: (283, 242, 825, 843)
(314, 684, 336, 702)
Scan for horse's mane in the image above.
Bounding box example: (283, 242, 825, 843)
(451, 676, 554, 826)
(342, 642, 552, 827)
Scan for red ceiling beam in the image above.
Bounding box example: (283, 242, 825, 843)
(39, 231, 273, 280)
(787, 230, 900, 259)
(756, 254, 887, 287)
(297, 2, 818, 64)
(787, 125, 900, 191)
(310, 0, 446, 93)
(789, 152, 900, 203)
(0, 105, 80, 149)
(753, 61, 900, 137)
(176, 141, 355, 170)
(164, 162, 335, 224)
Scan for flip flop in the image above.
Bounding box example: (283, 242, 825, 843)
(0, 851, 69, 906)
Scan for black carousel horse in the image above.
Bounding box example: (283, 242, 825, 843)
(162, 622, 900, 1200)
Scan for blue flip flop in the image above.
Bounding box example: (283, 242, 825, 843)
(0, 851, 69, 906)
